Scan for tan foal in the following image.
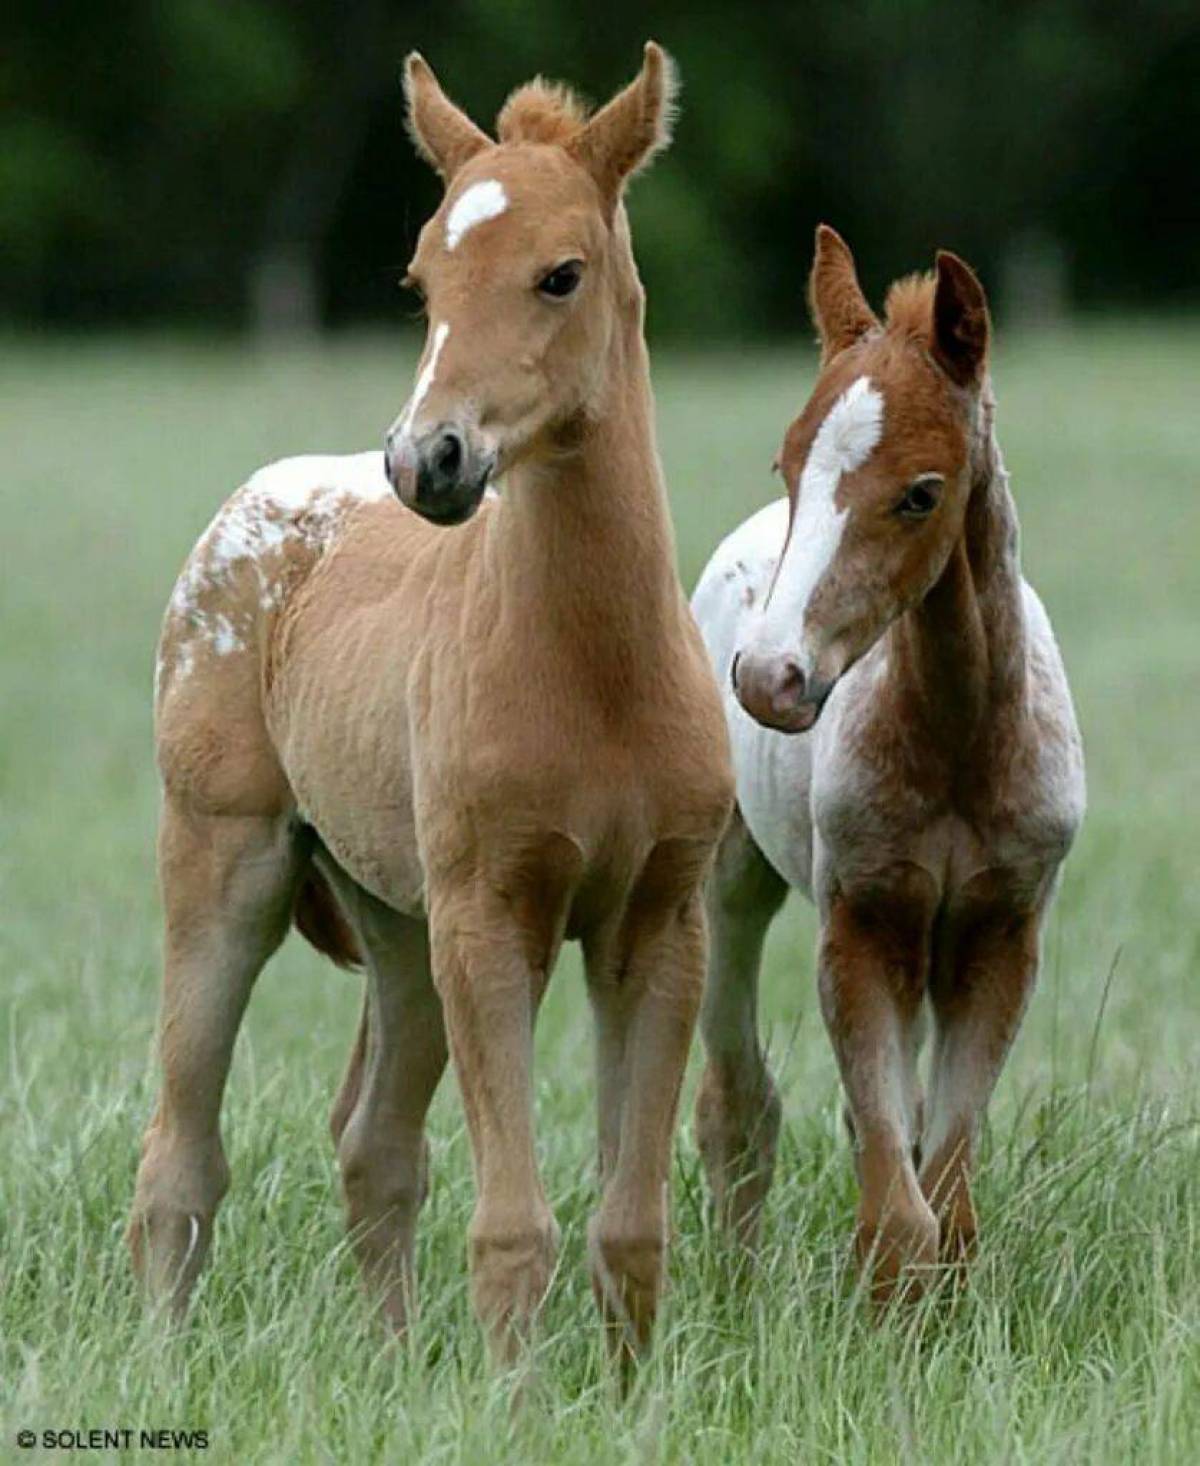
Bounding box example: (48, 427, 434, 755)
(127, 44, 733, 1366)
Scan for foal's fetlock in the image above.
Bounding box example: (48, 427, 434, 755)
(695, 1062, 781, 1245)
(337, 1133, 431, 1331)
(855, 1196, 939, 1308)
(127, 1203, 215, 1313)
(468, 1210, 559, 1365)
(127, 1132, 227, 1313)
(588, 1218, 665, 1361)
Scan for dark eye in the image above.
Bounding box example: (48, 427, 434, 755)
(537, 260, 584, 299)
(896, 476, 943, 519)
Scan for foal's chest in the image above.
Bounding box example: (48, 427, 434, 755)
(815, 739, 1076, 918)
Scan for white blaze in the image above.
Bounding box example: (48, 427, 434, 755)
(396, 321, 449, 439)
(757, 375, 884, 657)
(444, 179, 508, 250)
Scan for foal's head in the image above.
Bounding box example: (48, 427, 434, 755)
(384, 44, 677, 525)
(734, 226, 992, 732)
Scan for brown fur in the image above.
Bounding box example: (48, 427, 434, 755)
(403, 53, 490, 180)
(808, 223, 880, 364)
(497, 79, 589, 146)
(128, 44, 732, 1373)
(570, 43, 678, 209)
(882, 272, 937, 339)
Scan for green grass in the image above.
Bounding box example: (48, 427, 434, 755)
(2, 323, 1199, 1463)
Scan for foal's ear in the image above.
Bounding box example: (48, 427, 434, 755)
(571, 42, 678, 213)
(931, 251, 990, 386)
(404, 53, 491, 182)
(808, 224, 879, 362)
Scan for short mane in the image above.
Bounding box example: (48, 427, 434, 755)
(496, 79, 589, 146)
(883, 273, 936, 342)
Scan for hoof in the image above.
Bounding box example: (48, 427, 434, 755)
(856, 1197, 939, 1307)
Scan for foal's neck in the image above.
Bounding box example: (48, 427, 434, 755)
(488, 261, 681, 676)
(890, 395, 1027, 750)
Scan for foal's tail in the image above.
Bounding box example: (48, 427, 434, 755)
(293, 868, 363, 970)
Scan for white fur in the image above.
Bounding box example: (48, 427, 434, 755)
(162, 452, 391, 682)
(691, 498, 816, 891)
(745, 376, 884, 670)
(393, 322, 449, 447)
(445, 179, 508, 250)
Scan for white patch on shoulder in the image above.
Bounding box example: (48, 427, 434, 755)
(756, 375, 884, 655)
(445, 179, 508, 250)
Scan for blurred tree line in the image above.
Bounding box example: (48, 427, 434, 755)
(3, 0, 1197, 339)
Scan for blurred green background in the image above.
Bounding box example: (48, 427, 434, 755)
(4, 6, 1200, 1457)
(5, 0, 1198, 339)
(3, 326, 1199, 1460)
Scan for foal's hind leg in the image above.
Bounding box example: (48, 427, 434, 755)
(694, 810, 788, 1245)
(329, 996, 368, 1151)
(320, 869, 447, 1331)
(128, 801, 304, 1312)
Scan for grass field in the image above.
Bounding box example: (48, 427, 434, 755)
(3, 323, 1199, 1463)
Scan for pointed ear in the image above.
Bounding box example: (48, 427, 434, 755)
(808, 224, 879, 362)
(931, 250, 990, 386)
(404, 53, 491, 182)
(571, 42, 678, 212)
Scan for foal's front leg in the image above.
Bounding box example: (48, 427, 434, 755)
(586, 862, 706, 1365)
(921, 909, 1041, 1262)
(429, 884, 558, 1367)
(819, 888, 937, 1303)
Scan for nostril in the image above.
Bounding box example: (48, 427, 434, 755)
(777, 659, 805, 702)
(433, 429, 463, 480)
(730, 651, 742, 691)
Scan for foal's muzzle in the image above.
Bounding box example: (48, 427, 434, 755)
(385, 422, 493, 527)
(732, 650, 833, 734)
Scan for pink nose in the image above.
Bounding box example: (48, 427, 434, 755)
(732, 651, 822, 733)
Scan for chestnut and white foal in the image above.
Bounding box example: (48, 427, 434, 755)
(692, 227, 1084, 1298)
(128, 45, 733, 1364)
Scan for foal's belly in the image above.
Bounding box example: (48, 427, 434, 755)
(272, 627, 427, 915)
